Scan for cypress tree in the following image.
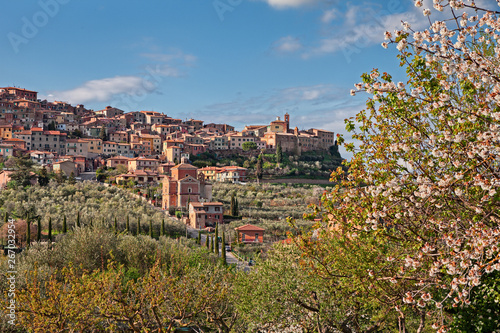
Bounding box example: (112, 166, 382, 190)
(114, 217, 118, 233)
(26, 216, 31, 248)
(161, 219, 165, 237)
(62, 215, 67, 233)
(76, 211, 80, 228)
(221, 231, 227, 265)
(210, 235, 214, 252)
(234, 198, 239, 217)
(215, 224, 219, 256)
(276, 142, 283, 167)
(256, 153, 263, 184)
(206, 234, 210, 249)
(149, 220, 153, 238)
(48, 217, 52, 242)
(136, 216, 141, 236)
(37, 217, 41, 242)
(230, 193, 236, 217)
(4, 211, 8, 224)
(126, 215, 130, 234)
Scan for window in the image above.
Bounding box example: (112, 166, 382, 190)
(255, 233, 259, 242)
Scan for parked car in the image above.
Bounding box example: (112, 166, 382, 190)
(225, 245, 231, 252)
(204, 227, 215, 232)
(248, 259, 255, 266)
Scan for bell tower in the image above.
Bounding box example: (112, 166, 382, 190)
(284, 113, 290, 132)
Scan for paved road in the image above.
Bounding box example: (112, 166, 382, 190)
(78, 172, 96, 181)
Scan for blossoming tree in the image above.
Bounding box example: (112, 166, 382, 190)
(300, 1, 500, 332)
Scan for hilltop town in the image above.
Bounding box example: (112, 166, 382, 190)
(0, 86, 336, 182)
(0, 86, 337, 228)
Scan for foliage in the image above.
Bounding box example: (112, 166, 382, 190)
(213, 182, 321, 242)
(276, 142, 283, 166)
(7, 154, 35, 187)
(242, 141, 257, 151)
(37, 167, 50, 187)
(230, 192, 239, 217)
(0, 228, 241, 332)
(68, 172, 76, 185)
(255, 152, 263, 182)
(235, 243, 388, 332)
(0, 181, 184, 238)
(95, 167, 107, 182)
(99, 124, 107, 141)
(303, 2, 500, 332)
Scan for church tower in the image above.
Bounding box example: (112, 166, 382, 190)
(284, 113, 290, 132)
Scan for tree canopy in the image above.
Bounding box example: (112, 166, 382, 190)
(299, 2, 500, 332)
(242, 141, 257, 151)
(7, 153, 36, 187)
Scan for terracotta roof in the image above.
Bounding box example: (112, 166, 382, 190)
(219, 166, 247, 171)
(171, 163, 197, 170)
(3, 87, 37, 93)
(3, 138, 24, 142)
(202, 202, 223, 206)
(235, 224, 265, 231)
(107, 156, 130, 160)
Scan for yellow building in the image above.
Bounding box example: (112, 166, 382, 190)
(198, 167, 220, 181)
(0, 125, 13, 139)
(83, 138, 103, 154)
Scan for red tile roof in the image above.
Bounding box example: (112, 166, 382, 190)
(171, 163, 198, 170)
(235, 224, 265, 231)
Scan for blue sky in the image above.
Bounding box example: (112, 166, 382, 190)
(1, 0, 434, 157)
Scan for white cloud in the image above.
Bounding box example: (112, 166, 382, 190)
(49, 76, 146, 104)
(280, 85, 335, 102)
(302, 3, 425, 58)
(140, 50, 197, 66)
(194, 83, 356, 125)
(49, 50, 196, 105)
(273, 36, 303, 53)
(321, 8, 338, 23)
(192, 86, 362, 160)
(261, 0, 321, 9)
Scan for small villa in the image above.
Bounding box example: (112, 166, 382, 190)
(235, 224, 265, 243)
